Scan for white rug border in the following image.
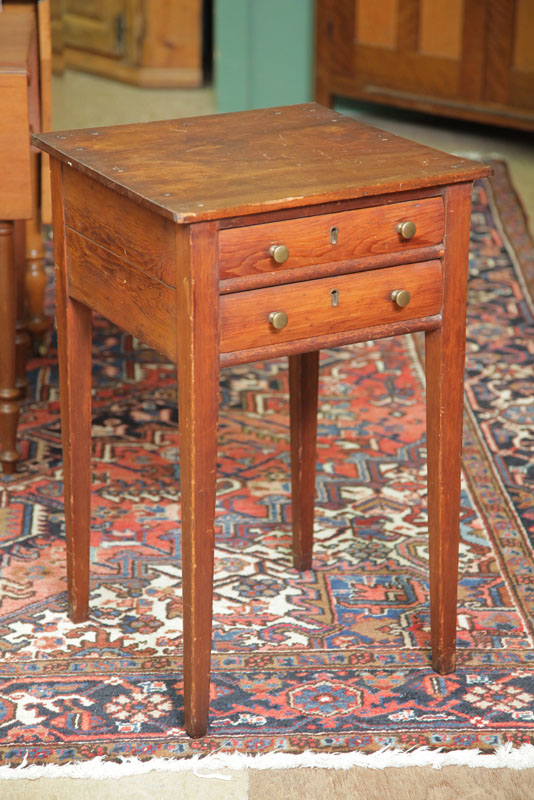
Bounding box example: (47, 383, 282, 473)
(1, 744, 534, 780)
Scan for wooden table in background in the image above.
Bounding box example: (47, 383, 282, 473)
(0, 1, 52, 473)
(50, 0, 206, 88)
(34, 104, 490, 736)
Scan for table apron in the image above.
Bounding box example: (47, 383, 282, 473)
(64, 226, 445, 367)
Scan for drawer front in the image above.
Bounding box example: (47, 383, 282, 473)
(219, 196, 444, 280)
(220, 260, 442, 353)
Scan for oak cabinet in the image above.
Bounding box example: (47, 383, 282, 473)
(51, 0, 206, 87)
(315, 0, 534, 130)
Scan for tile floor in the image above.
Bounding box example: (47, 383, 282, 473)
(7, 70, 532, 799)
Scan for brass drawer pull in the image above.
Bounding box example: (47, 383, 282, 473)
(391, 289, 411, 307)
(397, 220, 416, 240)
(269, 310, 288, 330)
(270, 244, 289, 264)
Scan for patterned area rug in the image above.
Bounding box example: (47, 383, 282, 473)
(0, 162, 533, 768)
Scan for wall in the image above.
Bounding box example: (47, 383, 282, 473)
(215, 0, 314, 112)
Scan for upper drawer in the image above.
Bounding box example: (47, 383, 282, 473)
(219, 196, 444, 280)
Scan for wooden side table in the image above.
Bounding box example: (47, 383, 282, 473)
(0, 1, 52, 473)
(34, 104, 490, 737)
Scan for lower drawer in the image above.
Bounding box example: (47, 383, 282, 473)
(220, 259, 442, 353)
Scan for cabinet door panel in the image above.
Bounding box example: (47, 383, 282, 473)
(316, 0, 534, 128)
(419, 0, 463, 60)
(139, 0, 202, 69)
(485, 0, 534, 113)
(63, 0, 126, 58)
(322, 0, 484, 104)
(356, 0, 398, 49)
(514, 0, 534, 72)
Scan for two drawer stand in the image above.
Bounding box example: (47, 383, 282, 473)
(34, 104, 490, 737)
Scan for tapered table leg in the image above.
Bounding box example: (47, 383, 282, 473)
(58, 294, 92, 622)
(0, 220, 20, 474)
(51, 160, 93, 623)
(176, 223, 220, 738)
(289, 351, 319, 571)
(425, 182, 473, 674)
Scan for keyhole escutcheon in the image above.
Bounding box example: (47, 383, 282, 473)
(331, 289, 339, 307)
(330, 226, 338, 245)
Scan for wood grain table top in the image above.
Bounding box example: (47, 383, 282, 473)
(33, 104, 491, 224)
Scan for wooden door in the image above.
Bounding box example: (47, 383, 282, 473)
(50, 0, 65, 72)
(316, 0, 486, 108)
(63, 0, 127, 59)
(138, 0, 202, 71)
(484, 0, 534, 115)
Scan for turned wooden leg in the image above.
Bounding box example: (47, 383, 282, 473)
(425, 182, 473, 675)
(176, 222, 220, 738)
(13, 221, 30, 398)
(25, 151, 49, 348)
(0, 220, 20, 474)
(289, 351, 319, 571)
(51, 160, 93, 623)
(123, 333, 136, 380)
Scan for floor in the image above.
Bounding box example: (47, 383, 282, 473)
(7, 70, 533, 799)
(51, 70, 534, 230)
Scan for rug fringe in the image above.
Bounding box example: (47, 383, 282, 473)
(1, 744, 534, 780)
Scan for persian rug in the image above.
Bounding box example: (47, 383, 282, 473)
(0, 162, 533, 769)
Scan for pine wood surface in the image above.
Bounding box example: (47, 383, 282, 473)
(0, 1, 44, 475)
(0, 3, 35, 69)
(219, 259, 442, 353)
(0, 221, 20, 474)
(63, 166, 176, 285)
(139, 0, 202, 72)
(37, 0, 53, 224)
(289, 351, 320, 572)
(220, 245, 445, 295)
(315, 0, 534, 129)
(33, 104, 490, 223)
(219, 315, 442, 369)
(219, 196, 444, 279)
(52, 0, 204, 87)
(50, 159, 93, 622)
(0, 5, 34, 220)
(24, 151, 49, 337)
(175, 221, 220, 737)
(425, 182, 473, 674)
(13, 221, 29, 396)
(36, 104, 490, 737)
(64, 226, 176, 361)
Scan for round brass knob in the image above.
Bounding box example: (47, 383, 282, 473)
(397, 220, 417, 240)
(270, 244, 289, 264)
(269, 310, 288, 330)
(391, 289, 411, 307)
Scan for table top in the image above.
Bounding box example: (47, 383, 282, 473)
(33, 103, 491, 224)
